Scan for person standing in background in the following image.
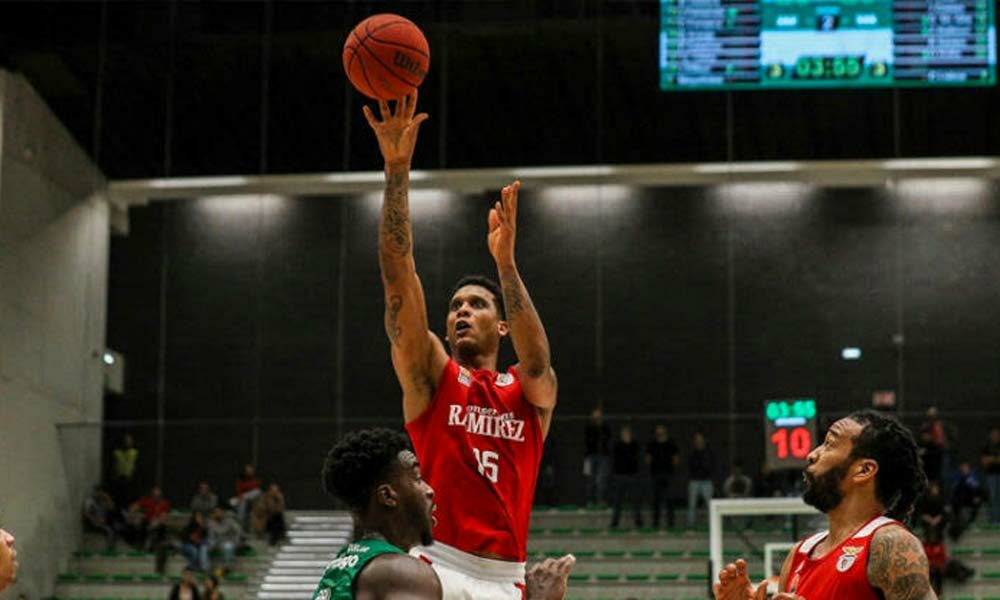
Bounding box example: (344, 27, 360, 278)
(610, 424, 643, 528)
(981, 426, 1000, 523)
(584, 407, 612, 508)
(231, 465, 261, 529)
(646, 423, 679, 528)
(110, 434, 139, 506)
(687, 431, 715, 527)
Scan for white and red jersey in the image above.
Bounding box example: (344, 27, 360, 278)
(785, 515, 901, 600)
(406, 359, 544, 562)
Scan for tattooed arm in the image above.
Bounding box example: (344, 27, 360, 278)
(867, 526, 938, 600)
(363, 92, 449, 423)
(487, 181, 558, 437)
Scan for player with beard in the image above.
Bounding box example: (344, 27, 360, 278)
(364, 93, 557, 599)
(0, 527, 18, 593)
(313, 428, 574, 600)
(714, 410, 935, 600)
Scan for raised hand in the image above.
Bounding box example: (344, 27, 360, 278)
(362, 90, 428, 169)
(713, 559, 755, 600)
(488, 180, 519, 269)
(525, 554, 576, 600)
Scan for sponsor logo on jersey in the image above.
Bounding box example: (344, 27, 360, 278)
(315, 587, 331, 600)
(836, 545, 863, 572)
(495, 372, 515, 387)
(448, 404, 526, 442)
(457, 367, 472, 387)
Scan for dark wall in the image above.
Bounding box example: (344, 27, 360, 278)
(1, 1, 999, 178)
(105, 182, 1000, 508)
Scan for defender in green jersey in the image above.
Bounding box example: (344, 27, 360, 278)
(314, 428, 573, 600)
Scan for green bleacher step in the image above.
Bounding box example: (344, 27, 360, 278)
(655, 573, 681, 581)
(595, 574, 620, 581)
(625, 574, 650, 581)
(223, 572, 247, 582)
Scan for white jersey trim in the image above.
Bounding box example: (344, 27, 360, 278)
(852, 516, 897, 539)
(798, 530, 828, 555)
(410, 540, 526, 584)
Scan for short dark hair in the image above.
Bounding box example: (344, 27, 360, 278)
(450, 275, 505, 320)
(847, 410, 927, 521)
(321, 428, 412, 511)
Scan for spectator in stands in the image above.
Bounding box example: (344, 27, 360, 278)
(920, 407, 956, 482)
(230, 464, 261, 529)
(723, 460, 752, 499)
(950, 461, 987, 540)
(191, 482, 218, 516)
(923, 524, 947, 596)
(646, 423, 679, 528)
(0, 528, 18, 593)
(918, 427, 944, 487)
(131, 485, 170, 551)
(168, 567, 201, 600)
(110, 433, 139, 506)
(918, 481, 948, 541)
(686, 431, 715, 527)
(252, 483, 287, 546)
(610, 424, 643, 528)
(180, 512, 210, 572)
(202, 574, 223, 600)
(82, 485, 124, 550)
(981, 426, 1000, 523)
(207, 507, 242, 574)
(583, 407, 612, 508)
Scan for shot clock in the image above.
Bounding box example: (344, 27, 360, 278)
(764, 399, 818, 471)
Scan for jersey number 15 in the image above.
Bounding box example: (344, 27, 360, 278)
(472, 447, 499, 483)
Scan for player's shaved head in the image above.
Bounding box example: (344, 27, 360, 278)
(450, 275, 504, 320)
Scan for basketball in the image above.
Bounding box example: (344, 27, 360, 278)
(343, 14, 430, 100)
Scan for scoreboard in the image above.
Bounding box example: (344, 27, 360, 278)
(660, 0, 997, 89)
(764, 398, 818, 471)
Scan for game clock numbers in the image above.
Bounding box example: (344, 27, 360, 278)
(764, 399, 818, 471)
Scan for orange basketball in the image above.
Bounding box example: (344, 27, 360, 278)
(343, 14, 430, 101)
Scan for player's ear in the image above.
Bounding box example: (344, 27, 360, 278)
(853, 458, 879, 485)
(497, 320, 509, 337)
(375, 483, 399, 508)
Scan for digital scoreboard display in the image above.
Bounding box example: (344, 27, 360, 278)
(660, 0, 997, 89)
(764, 399, 818, 471)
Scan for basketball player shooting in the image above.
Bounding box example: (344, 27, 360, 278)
(714, 410, 935, 600)
(363, 91, 557, 600)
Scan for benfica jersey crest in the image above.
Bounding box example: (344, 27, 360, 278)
(457, 367, 472, 387)
(836, 545, 863, 572)
(495, 372, 515, 387)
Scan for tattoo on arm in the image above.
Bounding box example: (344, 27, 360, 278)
(867, 527, 937, 600)
(380, 172, 412, 260)
(499, 272, 526, 319)
(385, 294, 403, 343)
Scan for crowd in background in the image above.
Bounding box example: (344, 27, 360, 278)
(582, 406, 1000, 536)
(81, 434, 288, 581)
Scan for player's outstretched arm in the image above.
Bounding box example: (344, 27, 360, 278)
(487, 181, 558, 436)
(867, 525, 938, 600)
(354, 553, 443, 600)
(363, 91, 448, 422)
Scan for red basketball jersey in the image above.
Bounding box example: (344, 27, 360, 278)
(406, 359, 544, 562)
(785, 515, 900, 599)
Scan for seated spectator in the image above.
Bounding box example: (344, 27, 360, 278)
(82, 485, 123, 550)
(169, 567, 202, 600)
(131, 485, 170, 551)
(918, 482, 948, 541)
(202, 575, 224, 600)
(923, 525, 947, 596)
(180, 512, 210, 572)
(251, 483, 286, 546)
(230, 464, 262, 529)
(951, 461, 988, 539)
(207, 507, 242, 573)
(191, 482, 218, 516)
(723, 460, 753, 499)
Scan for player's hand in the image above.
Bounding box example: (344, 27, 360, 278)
(713, 559, 755, 600)
(525, 553, 575, 600)
(362, 90, 428, 169)
(488, 180, 519, 269)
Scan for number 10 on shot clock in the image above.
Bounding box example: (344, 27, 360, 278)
(764, 398, 818, 471)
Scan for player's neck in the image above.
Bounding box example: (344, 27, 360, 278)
(453, 350, 498, 372)
(353, 517, 415, 552)
(825, 497, 884, 547)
